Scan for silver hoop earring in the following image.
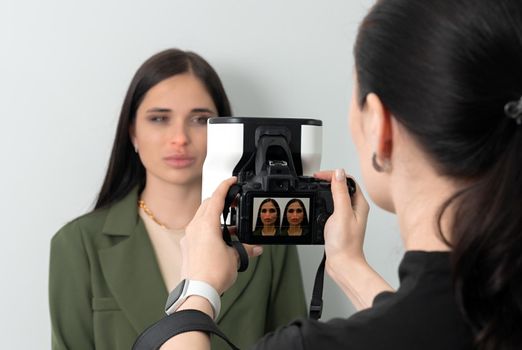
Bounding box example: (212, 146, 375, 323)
(372, 153, 389, 172)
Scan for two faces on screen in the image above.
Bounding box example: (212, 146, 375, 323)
(253, 198, 309, 236)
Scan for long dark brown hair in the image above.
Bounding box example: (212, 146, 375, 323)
(281, 199, 309, 229)
(355, 1, 522, 349)
(254, 198, 281, 231)
(94, 49, 232, 209)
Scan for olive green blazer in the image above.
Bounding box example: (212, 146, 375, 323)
(49, 188, 307, 350)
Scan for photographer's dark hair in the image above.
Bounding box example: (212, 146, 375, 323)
(281, 199, 309, 228)
(354, 0, 522, 349)
(254, 198, 281, 231)
(95, 48, 232, 209)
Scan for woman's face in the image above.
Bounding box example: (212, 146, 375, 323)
(286, 201, 304, 226)
(132, 73, 217, 187)
(260, 201, 278, 226)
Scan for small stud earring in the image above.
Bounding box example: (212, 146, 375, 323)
(372, 153, 390, 172)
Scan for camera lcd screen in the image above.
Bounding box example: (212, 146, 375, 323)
(252, 196, 311, 239)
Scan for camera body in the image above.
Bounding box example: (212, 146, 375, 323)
(235, 174, 336, 244)
(202, 117, 353, 245)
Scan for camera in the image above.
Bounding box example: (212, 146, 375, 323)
(202, 117, 355, 245)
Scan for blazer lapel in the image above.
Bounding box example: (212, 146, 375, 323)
(98, 189, 168, 333)
(97, 187, 262, 328)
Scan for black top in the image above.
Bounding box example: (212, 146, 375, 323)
(252, 228, 282, 236)
(250, 251, 473, 350)
(280, 228, 309, 237)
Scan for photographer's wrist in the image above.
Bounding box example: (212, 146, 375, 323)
(166, 278, 221, 320)
(177, 295, 215, 319)
(326, 253, 368, 283)
(327, 254, 393, 311)
(328, 248, 366, 267)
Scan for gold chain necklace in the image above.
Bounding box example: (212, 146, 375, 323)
(138, 200, 169, 229)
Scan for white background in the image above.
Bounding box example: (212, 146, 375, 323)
(1, 0, 403, 347)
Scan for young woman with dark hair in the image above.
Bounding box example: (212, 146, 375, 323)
(280, 199, 309, 236)
(142, 1, 521, 349)
(252, 198, 281, 236)
(49, 48, 307, 350)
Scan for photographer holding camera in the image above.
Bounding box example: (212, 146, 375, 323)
(138, 0, 522, 349)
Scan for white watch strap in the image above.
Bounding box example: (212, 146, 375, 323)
(166, 280, 221, 320)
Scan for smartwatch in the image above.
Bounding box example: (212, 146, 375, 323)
(165, 279, 221, 320)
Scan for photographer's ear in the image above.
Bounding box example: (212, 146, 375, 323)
(365, 93, 392, 171)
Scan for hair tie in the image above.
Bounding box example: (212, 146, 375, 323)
(504, 96, 522, 125)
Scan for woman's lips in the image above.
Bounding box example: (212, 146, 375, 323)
(163, 156, 196, 168)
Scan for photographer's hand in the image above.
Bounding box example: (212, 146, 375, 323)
(179, 177, 238, 296)
(180, 177, 262, 295)
(161, 177, 263, 350)
(314, 169, 393, 310)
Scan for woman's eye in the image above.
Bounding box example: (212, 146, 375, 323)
(148, 115, 168, 123)
(191, 115, 212, 125)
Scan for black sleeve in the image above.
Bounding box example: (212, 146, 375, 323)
(249, 316, 369, 350)
(250, 321, 305, 350)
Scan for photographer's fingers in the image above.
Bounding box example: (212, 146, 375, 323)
(193, 177, 236, 223)
(322, 169, 368, 263)
(315, 169, 366, 217)
(206, 177, 237, 217)
(226, 227, 263, 257)
(330, 169, 354, 216)
(242, 244, 263, 258)
(313, 170, 335, 182)
(180, 177, 241, 295)
(347, 177, 369, 221)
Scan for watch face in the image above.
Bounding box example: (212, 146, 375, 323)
(165, 279, 187, 312)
